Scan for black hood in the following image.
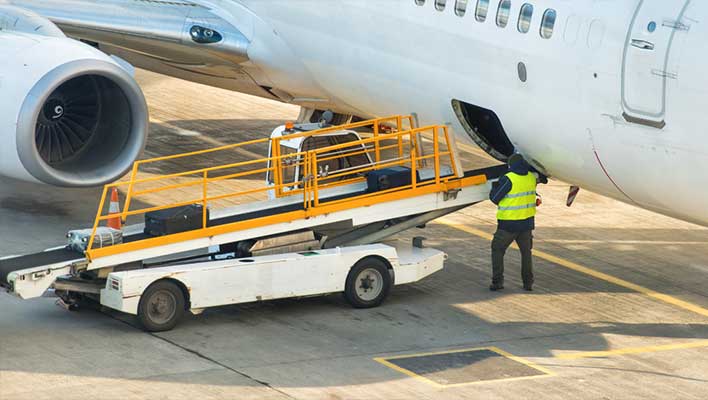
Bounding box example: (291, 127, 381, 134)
(509, 158, 530, 175)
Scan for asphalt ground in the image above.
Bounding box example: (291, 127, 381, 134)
(1, 70, 707, 400)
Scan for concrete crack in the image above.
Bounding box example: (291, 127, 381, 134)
(151, 332, 297, 400)
(110, 315, 297, 400)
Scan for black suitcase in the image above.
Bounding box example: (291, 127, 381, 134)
(366, 166, 417, 192)
(144, 204, 209, 236)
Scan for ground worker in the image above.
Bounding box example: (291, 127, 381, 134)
(488, 153, 544, 292)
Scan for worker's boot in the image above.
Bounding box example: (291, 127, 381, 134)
(489, 282, 504, 291)
(523, 283, 533, 291)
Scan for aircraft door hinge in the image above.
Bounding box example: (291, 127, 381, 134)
(651, 69, 678, 79)
(662, 19, 690, 32)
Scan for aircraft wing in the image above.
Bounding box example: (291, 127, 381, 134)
(4, 0, 255, 81)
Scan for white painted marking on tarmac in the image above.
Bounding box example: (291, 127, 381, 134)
(151, 117, 263, 160)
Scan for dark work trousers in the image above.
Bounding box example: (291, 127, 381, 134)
(491, 229, 534, 286)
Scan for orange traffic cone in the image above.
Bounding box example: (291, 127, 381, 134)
(107, 188, 122, 230)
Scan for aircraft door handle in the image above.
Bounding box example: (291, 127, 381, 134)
(631, 39, 655, 50)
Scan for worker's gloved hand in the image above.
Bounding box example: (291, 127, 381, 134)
(537, 173, 549, 184)
(529, 166, 549, 184)
(536, 195, 543, 207)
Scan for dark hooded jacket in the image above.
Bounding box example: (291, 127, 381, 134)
(489, 158, 535, 232)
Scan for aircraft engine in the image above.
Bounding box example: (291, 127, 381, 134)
(0, 8, 148, 187)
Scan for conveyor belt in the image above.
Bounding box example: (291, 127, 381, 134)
(205, 164, 506, 229)
(1, 165, 507, 287)
(0, 248, 83, 286)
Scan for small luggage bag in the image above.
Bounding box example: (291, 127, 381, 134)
(144, 204, 209, 236)
(67, 227, 123, 253)
(366, 166, 416, 192)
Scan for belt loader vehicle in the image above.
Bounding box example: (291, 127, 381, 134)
(0, 116, 503, 331)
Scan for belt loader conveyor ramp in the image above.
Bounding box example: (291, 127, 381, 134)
(1, 116, 504, 331)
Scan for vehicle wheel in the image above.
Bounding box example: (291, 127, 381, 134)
(138, 280, 185, 332)
(344, 257, 392, 308)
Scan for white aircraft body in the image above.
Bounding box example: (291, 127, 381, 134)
(0, 0, 706, 226)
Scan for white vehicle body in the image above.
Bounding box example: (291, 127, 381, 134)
(1, 0, 706, 226)
(100, 243, 445, 316)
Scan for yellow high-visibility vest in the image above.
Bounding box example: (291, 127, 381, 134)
(497, 172, 537, 221)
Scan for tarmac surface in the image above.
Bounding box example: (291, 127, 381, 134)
(2, 71, 708, 400)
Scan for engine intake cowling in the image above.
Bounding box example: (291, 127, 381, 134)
(0, 31, 148, 187)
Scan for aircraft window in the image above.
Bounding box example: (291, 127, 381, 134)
(455, 0, 468, 16)
(518, 3, 533, 33)
(475, 0, 489, 22)
(496, 0, 511, 28)
(414, 0, 425, 5)
(540, 9, 557, 38)
(435, 0, 446, 11)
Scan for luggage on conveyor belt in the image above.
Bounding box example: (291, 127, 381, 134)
(67, 227, 123, 252)
(144, 204, 209, 236)
(366, 166, 417, 192)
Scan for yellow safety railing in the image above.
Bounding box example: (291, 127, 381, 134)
(85, 116, 478, 260)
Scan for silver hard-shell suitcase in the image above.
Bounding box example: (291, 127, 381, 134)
(67, 227, 123, 252)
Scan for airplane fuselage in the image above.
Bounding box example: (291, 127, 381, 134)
(2, 0, 706, 226)
(213, 0, 708, 225)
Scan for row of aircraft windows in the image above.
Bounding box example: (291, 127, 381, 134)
(415, 0, 557, 39)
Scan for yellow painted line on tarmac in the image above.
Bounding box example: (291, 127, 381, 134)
(374, 346, 553, 388)
(430, 221, 708, 362)
(539, 239, 708, 245)
(556, 340, 708, 360)
(488, 346, 555, 376)
(437, 221, 708, 318)
(373, 356, 442, 388)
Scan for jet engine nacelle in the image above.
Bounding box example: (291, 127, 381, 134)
(0, 9, 148, 187)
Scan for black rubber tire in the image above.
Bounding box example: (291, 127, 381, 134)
(344, 257, 392, 308)
(137, 280, 186, 332)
